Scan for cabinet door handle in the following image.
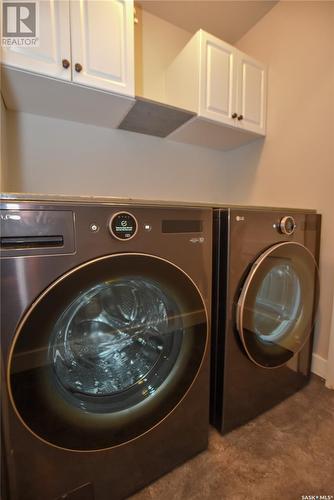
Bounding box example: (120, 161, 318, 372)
(231, 113, 238, 119)
(62, 59, 70, 69)
(237, 114, 244, 121)
(75, 63, 83, 73)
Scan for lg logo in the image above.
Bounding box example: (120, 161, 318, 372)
(2, 1, 39, 46)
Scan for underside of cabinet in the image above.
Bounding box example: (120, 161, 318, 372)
(167, 116, 264, 151)
(1, 67, 135, 129)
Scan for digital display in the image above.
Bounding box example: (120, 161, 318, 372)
(110, 212, 137, 240)
(162, 220, 203, 233)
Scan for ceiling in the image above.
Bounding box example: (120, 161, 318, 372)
(138, 0, 278, 44)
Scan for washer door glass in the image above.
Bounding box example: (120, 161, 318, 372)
(9, 254, 208, 451)
(236, 242, 319, 368)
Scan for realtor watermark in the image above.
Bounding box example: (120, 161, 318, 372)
(1, 1, 39, 47)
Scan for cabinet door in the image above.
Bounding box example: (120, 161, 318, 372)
(199, 31, 237, 126)
(70, 0, 134, 96)
(236, 52, 267, 135)
(1, 0, 71, 80)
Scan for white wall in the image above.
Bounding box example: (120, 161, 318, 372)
(5, 110, 232, 202)
(2, 2, 334, 362)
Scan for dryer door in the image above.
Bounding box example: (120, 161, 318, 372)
(8, 254, 208, 451)
(236, 242, 319, 368)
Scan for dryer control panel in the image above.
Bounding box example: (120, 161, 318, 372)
(278, 216, 296, 236)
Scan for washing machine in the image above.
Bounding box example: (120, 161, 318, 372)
(0, 198, 212, 500)
(210, 208, 321, 434)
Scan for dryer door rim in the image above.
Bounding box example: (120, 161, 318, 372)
(236, 241, 319, 369)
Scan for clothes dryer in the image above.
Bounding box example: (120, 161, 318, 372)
(211, 208, 320, 433)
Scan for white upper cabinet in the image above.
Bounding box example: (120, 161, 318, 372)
(1, 0, 135, 97)
(70, 0, 134, 95)
(1, 0, 135, 129)
(200, 32, 237, 126)
(166, 29, 267, 150)
(1, 0, 71, 80)
(236, 52, 266, 135)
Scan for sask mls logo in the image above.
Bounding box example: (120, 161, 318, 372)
(2, 1, 39, 47)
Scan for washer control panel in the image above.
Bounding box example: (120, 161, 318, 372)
(109, 212, 138, 241)
(279, 215, 296, 236)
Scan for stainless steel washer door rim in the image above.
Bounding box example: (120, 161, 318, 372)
(7, 253, 209, 452)
(236, 242, 319, 369)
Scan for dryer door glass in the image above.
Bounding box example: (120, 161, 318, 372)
(8, 254, 208, 451)
(237, 242, 319, 368)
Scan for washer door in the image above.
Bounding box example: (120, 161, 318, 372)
(8, 254, 208, 451)
(236, 242, 319, 368)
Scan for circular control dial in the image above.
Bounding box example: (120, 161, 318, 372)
(279, 216, 296, 236)
(109, 212, 138, 241)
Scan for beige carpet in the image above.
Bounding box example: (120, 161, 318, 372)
(131, 375, 334, 500)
